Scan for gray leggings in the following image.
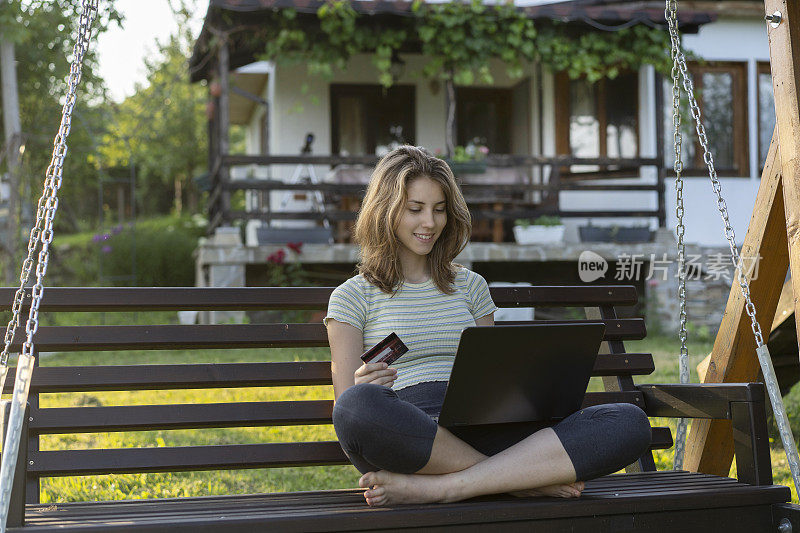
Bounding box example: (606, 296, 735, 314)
(332, 382, 652, 481)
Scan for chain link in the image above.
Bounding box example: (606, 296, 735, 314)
(666, 0, 690, 471)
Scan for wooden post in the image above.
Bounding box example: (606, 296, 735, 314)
(218, 37, 231, 221)
(654, 72, 667, 228)
(767, 0, 800, 362)
(683, 130, 787, 475)
(0, 37, 21, 284)
(445, 72, 455, 157)
(207, 76, 220, 233)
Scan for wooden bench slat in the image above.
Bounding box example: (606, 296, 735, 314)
(593, 353, 654, 376)
(5, 353, 654, 393)
(28, 442, 350, 476)
(17, 473, 790, 533)
(31, 401, 335, 433)
(31, 398, 671, 436)
(0, 286, 639, 311)
(12, 324, 329, 352)
(7, 319, 645, 352)
(28, 427, 673, 476)
(581, 391, 644, 409)
(5, 362, 333, 393)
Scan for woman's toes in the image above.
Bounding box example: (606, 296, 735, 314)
(367, 494, 387, 507)
(365, 486, 385, 499)
(359, 470, 391, 488)
(359, 472, 377, 489)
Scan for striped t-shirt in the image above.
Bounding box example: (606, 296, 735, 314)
(324, 267, 498, 390)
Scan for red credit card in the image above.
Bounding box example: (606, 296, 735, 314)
(360, 332, 408, 365)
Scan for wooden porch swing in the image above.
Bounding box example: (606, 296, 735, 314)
(0, 0, 800, 531)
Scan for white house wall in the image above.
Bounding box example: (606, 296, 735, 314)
(270, 53, 537, 162)
(666, 17, 771, 247)
(553, 17, 772, 247)
(246, 17, 774, 247)
(253, 53, 538, 237)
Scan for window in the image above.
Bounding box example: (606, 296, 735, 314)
(758, 62, 776, 169)
(555, 71, 639, 172)
(330, 84, 415, 155)
(455, 87, 513, 154)
(663, 62, 749, 176)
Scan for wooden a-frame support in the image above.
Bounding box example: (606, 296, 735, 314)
(684, 0, 800, 475)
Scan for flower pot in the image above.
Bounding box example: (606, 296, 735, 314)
(513, 225, 565, 244)
(578, 225, 653, 243)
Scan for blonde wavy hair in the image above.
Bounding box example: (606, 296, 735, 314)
(354, 145, 472, 294)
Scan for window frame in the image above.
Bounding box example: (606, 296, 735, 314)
(682, 61, 750, 177)
(554, 71, 640, 175)
(329, 83, 416, 156)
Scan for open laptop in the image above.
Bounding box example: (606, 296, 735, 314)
(437, 323, 606, 427)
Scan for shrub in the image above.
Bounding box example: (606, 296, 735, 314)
(51, 215, 206, 287)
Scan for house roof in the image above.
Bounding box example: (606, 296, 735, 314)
(189, 0, 718, 82)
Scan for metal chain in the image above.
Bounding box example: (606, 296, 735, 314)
(0, 2, 98, 531)
(0, 1, 98, 394)
(0, 0, 98, 390)
(665, 8, 762, 347)
(666, 0, 690, 471)
(664, 0, 800, 495)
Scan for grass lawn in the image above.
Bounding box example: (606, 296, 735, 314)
(28, 332, 800, 503)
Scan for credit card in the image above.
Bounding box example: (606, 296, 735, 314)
(360, 332, 408, 365)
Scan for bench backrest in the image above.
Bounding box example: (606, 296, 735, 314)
(0, 285, 669, 504)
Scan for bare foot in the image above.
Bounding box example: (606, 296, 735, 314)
(510, 481, 585, 499)
(359, 470, 451, 507)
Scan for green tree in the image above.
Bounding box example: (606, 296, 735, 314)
(98, 22, 207, 215)
(0, 1, 121, 238)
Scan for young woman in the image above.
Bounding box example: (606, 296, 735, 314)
(324, 145, 652, 507)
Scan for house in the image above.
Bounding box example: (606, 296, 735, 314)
(189, 0, 776, 330)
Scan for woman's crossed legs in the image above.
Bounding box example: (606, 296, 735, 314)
(332, 383, 652, 506)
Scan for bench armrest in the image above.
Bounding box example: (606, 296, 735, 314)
(636, 382, 771, 486)
(636, 383, 765, 419)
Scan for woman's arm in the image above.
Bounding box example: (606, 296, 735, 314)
(475, 312, 494, 327)
(327, 319, 396, 400)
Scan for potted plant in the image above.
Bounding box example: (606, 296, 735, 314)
(438, 139, 490, 174)
(513, 216, 565, 244)
(578, 222, 653, 243)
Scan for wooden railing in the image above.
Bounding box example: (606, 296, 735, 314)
(207, 154, 665, 242)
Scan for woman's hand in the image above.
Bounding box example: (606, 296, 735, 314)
(354, 362, 397, 387)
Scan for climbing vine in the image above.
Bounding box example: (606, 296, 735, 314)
(251, 0, 672, 86)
